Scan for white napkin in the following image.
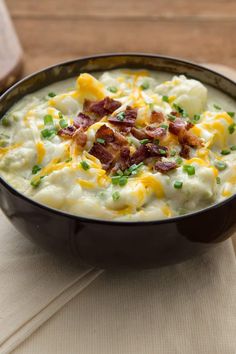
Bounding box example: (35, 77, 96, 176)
(0, 211, 102, 354)
(14, 240, 236, 354)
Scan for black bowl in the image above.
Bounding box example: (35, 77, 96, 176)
(0, 54, 236, 268)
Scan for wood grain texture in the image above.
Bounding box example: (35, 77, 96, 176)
(0, 0, 23, 91)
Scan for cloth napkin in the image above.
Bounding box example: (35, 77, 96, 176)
(0, 211, 102, 354)
(14, 239, 236, 354)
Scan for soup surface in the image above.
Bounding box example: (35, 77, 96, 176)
(0, 70, 236, 221)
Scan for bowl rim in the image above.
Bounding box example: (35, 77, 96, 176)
(0, 52, 235, 226)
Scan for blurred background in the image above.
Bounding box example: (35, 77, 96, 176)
(5, 0, 236, 75)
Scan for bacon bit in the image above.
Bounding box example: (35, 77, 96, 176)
(130, 145, 148, 165)
(169, 118, 186, 135)
(150, 111, 165, 124)
(108, 106, 137, 126)
(178, 130, 203, 148)
(154, 161, 177, 173)
(58, 125, 76, 137)
(84, 97, 121, 118)
(96, 125, 114, 144)
(186, 122, 194, 130)
(170, 111, 180, 117)
(145, 143, 168, 157)
(112, 146, 131, 173)
(118, 126, 132, 135)
(73, 113, 93, 129)
(89, 143, 114, 170)
(131, 127, 148, 140)
(73, 128, 87, 147)
(145, 126, 167, 139)
(180, 144, 190, 159)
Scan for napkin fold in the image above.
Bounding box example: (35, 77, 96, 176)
(0, 211, 103, 354)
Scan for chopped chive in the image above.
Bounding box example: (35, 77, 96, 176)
(41, 128, 56, 139)
(170, 149, 177, 157)
(116, 112, 125, 121)
(221, 149, 231, 155)
(80, 160, 90, 170)
(111, 176, 120, 185)
(213, 104, 221, 110)
(65, 157, 72, 162)
(140, 139, 150, 145)
(30, 176, 44, 188)
(216, 177, 221, 185)
(1, 116, 11, 127)
(149, 103, 154, 110)
(214, 161, 227, 171)
(97, 138, 105, 144)
(162, 95, 169, 103)
(173, 103, 187, 117)
(228, 123, 235, 135)
(58, 112, 63, 119)
(174, 181, 183, 189)
(0, 141, 7, 147)
(159, 149, 167, 155)
(230, 145, 236, 151)
(227, 112, 235, 118)
(183, 164, 195, 176)
(193, 114, 201, 122)
(160, 124, 168, 130)
(48, 92, 56, 97)
(119, 176, 128, 186)
(154, 139, 160, 145)
(176, 157, 183, 165)
(167, 114, 176, 121)
(59, 119, 68, 128)
(32, 165, 41, 175)
(108, 86, 118, 93)
(112, 191, 120, 201)
(44, 114, 53, 125)
(140, 81, 149, 90)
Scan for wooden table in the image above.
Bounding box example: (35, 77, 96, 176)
(4, 0, 236, 250)
(5, 0, 236, 75)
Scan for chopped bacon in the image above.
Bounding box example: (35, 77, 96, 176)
(89, 143, 114, 170)
(108, 106, 137, 126)
(145, 126, 167, 139)
(145, 143, 168, 157)
(73, 113, 93, 130)
(58, 125, 76, 137)
(150, 111, 165, 124)
(112, 146, 131, 173)
(186, 122, 194, 130)
(131, 127, 148, 140)
(84, 97, 121, 118)
(180, 144, 190, 159)
(154, 161, 177, 173)
(178, 129, 203, 148)
(95, 125, 114, 144)
(73, 128, 87, 147)
(169, 118, 186, 135)
(130, 145, 148, 165)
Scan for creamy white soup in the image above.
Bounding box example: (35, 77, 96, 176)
(0, 70, 236, 221)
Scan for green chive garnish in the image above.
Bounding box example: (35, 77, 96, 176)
(65, 157, 72, 162)
(32, 165, 41, 175)
(174, 181, 183, 189)
(159, 149, 167, 155)
(170, 149, 177, 157)
(140, 82, 149, 90)
(193, 114, 201, 122)
(108, 86, 118, 93)
(173, 103, 187, 117)
(59, 119, 68, 128)
(216, 177, 221, 185)
(228, 123, 235, 135)
(80, 161, 90, 170)
(167, 114, 176, 121)
(183, 164, 195, 176)
(213, 104, 221, 110)
(58, 112, 63, 119)
(227, 112, 235, 118)
(176, 157, 183, 165)
(154, 139, 160, 145)
(112, 191, 120, 201)
(140, 139, 150, 145)
(118, 176, 128, 186)
(41, 128, 56, 139)
(214, 161, 227, 171)
(162, 96, 169, 102)
(44, 114, 53, 125)
(160, 124, 168, 130)
(1, 116, 11, 127)
(97, 138, 105, 144)
(111, 176, 120, 185)
(48, 92, 56, 97)
(230, 145, 236, 151)
(116, 112, 125, 121)
(221, 149, 231, 155)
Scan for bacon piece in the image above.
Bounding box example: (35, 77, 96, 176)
(84, 97, 121, 118)
(89, 143, 114, 170)
(145, 143, 168, 157)
(95, 125, 115, 144)
(180, 144, 190, 159)
(154, 161, 177, 173)
(150, 111, 165, 124)
(58, 125, 76, 137)
(73, 128, 87, 147)
(108, 106, 137, 126)
(186, 122, 194, 130)
(131, 127, 148, 140)
(130, 145, 148, 165)
(178, 130, 203, 148)
(145, 126, 167, 139)
(169, 118, 186, 135)
(73, 113, 93, 129)
(112, 146, 131, 173)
